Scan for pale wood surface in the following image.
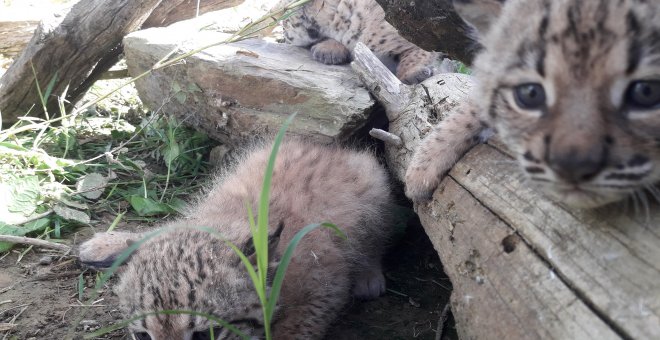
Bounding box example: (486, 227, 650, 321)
(124, 26, 374, 145)
(351, 42, 660, 340)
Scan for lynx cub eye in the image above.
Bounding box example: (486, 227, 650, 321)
(514, 83, 547, 110)
(192, 327, 224, 340)
(626, 80, 660, 109)
(133, 332, 151, 340)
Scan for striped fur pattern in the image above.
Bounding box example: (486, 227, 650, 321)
(78, 140, 394, 339)
(280, 0, 437, 84)
(406, 0, 660, 208)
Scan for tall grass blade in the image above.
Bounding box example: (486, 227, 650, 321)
(265, 222, 345, 320)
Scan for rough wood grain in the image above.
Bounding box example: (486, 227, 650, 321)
(351, 42, 660, 339)
(0, 20, 39, 57)
(375, 0, 474, 64)
(124, 26, 374, 145)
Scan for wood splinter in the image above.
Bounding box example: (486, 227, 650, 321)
(369, 128, 403, 147)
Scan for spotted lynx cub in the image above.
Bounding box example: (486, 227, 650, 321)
(281, 0, 437, 84)
(406, 0, 660, 208)
(78, 140, 393, 339)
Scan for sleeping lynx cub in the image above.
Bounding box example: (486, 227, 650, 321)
(78, 140, 393, 339)
(280, 0, 437, 84)
(406, 0, 660, 208)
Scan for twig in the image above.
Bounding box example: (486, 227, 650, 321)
(435, 302, 452, 340)
(0, 303, 30, 316)
(0, 235, 70, 252)
(10, 210, 53, 226)
(27, 271, 81, 282)
(1, 305, 28, 340)
(369, 128, 403, 147)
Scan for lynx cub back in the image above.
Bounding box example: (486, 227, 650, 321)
(281, 0, 437, 84)
(79, 140, 394, 339)
(406, 0, 660, 208)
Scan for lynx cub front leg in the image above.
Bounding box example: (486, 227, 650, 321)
(310, 38, 351, 65)
(396, 48, 435, 85)
(405, 104, 487, 202)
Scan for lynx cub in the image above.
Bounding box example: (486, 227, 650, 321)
(79, 140, 394, 339)
(281, 0, 437, 84)
(406, 0, 660, 208)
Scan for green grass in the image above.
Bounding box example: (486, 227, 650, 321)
(81, 114, 343, 340)
(0, 1, 346, 338)
(0, 0, 313, 254)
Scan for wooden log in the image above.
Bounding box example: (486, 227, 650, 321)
(0, 0, 242, 125)
(123, 24, 374, 145)
(375, 0, 474, 64)
(351, 42, 660, 340)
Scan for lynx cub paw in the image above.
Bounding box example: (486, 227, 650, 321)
(352, 267, 386, 300)
(404, 163, 443, 203)
(310, 39, 351, 65)
(78, 232, 138, 268)
(397, 65, 434, 85)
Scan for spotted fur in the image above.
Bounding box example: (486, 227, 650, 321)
(406, 0, 660, 208)
(78, 140, 394, 339)
(280, 0, 437, 84)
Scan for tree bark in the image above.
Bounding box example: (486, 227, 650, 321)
(0, 0, 242, 125)
(375, 0, 475, 64)
(351, 42, 660, 340)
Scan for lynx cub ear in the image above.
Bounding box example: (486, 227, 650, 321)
(453, 0, 505, 37)
(78, 231, 142, 269)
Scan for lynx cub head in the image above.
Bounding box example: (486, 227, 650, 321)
(81, 227, 281, 340)
(454, 0, 660, 207)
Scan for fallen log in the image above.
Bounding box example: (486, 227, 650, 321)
(0, 0, 242, 125)
(375, 0, 474, 64)
(123, 21, 374, 145)
(351, 42, 660, 340)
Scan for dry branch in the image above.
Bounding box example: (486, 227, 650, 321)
(0, 235, 70, 252)
(0, 0, 242, 125)
(351, 42, 660, 340)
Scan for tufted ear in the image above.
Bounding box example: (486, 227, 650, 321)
(78, 231, 143, 269)
(453, 0, 506, 37)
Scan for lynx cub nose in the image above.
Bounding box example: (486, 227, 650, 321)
(548, 145, 606, 183)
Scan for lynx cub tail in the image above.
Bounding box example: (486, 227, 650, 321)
(79, 140, 394, 340)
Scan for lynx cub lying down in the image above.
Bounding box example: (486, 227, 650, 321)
(406, 0, 660, 208)
(281, 0, 437, 84)
(79, 140, 394, 340)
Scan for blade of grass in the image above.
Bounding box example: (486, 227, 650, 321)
(255, 113, 297, 290)
(265, 222, 345, 321)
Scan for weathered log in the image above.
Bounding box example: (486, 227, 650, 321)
(123, 23, 374, 145)
(375, 0, 475, 64)
(351, 42, 660, 340)
(0, 0, 242, 125)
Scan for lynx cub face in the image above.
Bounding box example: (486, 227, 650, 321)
(79, 140, 394, 339)
(406, 0, 660, 208)
(280, 0, 437, 84)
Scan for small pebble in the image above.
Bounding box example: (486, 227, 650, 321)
(38, 256, 53, 265)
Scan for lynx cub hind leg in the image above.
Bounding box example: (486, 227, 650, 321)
(405, 103, 487, 202)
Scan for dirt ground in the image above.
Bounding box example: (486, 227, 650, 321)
(0, 212, 456, 340)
